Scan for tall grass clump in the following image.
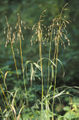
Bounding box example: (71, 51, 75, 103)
(37, 21, 43, 103)
(5, 16, 19, 79)
(0, 4, 72, 120)
(47, 5, 70, 119)
(5, 14, 27, 91)
(31, 4, 70, 119)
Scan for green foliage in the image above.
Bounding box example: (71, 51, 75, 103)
(0, 0, 79, 120)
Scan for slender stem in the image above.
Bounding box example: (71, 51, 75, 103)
(0, 84, 8, 106)
(52, 40, 59, 120)
(19, 38, 26, 91)
(17, 14, 28, 105)
(52, 21, 62, 119)
(19, 39, 24, 78)
(48, 31, 52, 90)
(11, 42, 19, 79)
(39, 41, 43, 100)
(38, 22, 43, 109)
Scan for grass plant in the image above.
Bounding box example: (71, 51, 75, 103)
(5, 16, 19, 79)
(0, 5, 75, 120)
(37, 21, 44, 109)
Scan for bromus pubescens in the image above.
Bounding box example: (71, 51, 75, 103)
(31, 20, 44, 110)
(30, 8, 70, 120)
(4, 14, 28, 108)
(5, 14, 27, 92)
(47, 6, 70, 119)
(5, 17, 19, 79)
(37, 21, 44, 109)
(0, 5, 71, 120)
(31, 11, 45, 109)
(16, 13, 25, 83)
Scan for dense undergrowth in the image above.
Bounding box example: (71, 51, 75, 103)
(0, 4, 79, 120)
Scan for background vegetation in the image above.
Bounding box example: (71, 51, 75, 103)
(0, 0, 79, 119)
